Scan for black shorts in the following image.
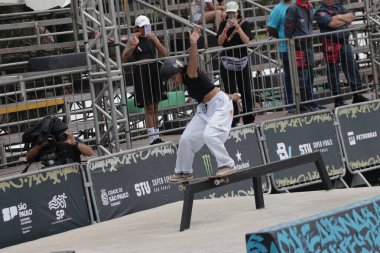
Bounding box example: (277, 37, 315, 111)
(132, 62, 164, 108)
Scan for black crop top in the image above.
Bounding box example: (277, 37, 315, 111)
(183, 67, 215, 103)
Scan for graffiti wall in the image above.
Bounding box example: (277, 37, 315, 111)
(246, 196, 380, 252)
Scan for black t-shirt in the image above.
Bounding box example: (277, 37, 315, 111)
(216, 19, 252, 58)
(133, 37, 155, 61)
(183, 66, 215, 103)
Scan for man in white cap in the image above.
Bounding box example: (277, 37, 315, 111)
(122, 15, 168, 145)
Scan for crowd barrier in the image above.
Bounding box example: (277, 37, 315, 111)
(0, 163, 93, 248)
(335, 100, 380, 186)
(260, 110, 346, 191)
(86, 142, 182, 222)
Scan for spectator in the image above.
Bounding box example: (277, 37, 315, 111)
(191, 0, 225, 30)
(285, 0, 324, 112)
(160, 27, 237, 182)
(122, 15, 168, 145)
(315, 0, 369, 107)
(267, 0, 294, 113)
(217, 1, 255, 126)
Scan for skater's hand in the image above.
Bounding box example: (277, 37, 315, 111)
(189, 27, 202, 44)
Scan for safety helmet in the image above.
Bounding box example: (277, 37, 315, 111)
(160, 58, 184, 81)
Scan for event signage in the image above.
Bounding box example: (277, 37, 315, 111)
(0, 164, 91, 248)
(87, 142, 181, 221)
(261, 112, 345, 190)
(335, 100, 380, 172)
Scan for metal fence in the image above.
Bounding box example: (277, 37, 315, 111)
(0, 0, 378, 169)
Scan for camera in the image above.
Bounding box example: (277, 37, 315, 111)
(227, 12, 234, 20)
(56, 132, 68, 142)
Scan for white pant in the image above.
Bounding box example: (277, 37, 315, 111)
(175, 91, 235, 174)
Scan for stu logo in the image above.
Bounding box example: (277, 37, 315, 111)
(135, 181, 151, 197)
(276, 143, 292, 160)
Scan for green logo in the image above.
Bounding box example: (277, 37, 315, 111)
(202, 154, 213, 176)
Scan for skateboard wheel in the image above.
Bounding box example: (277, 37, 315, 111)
(178, 185, 185, 191)
(214, 179, 221, 186)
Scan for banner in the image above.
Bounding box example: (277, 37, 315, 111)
(0, 164, 91, 248)
(261, 111, 345, 190)
(87, 142, 181, 222)
(335, 100, 380, 172)
(192, 124, 269, 198)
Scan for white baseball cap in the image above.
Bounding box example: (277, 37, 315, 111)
(225, 1, 239, 12)
(135, 15, 150, 27)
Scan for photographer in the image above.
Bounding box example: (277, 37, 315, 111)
(26, 131, 93, 166)
(23, 116, 93, 168)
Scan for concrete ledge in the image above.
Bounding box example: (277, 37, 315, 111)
(246, 195, 380, 253)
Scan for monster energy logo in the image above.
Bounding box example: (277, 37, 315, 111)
(202, 154, 213, 176)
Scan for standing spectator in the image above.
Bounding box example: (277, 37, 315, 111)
(285, 0, 323, 112)
(122, 15, 168, 145)
(160, 27, 237, 182)
(191, 0, 225, 30)
(315, 0, 369, 107)
(217, 1, 255, 126)
(267, 0, 294, 113)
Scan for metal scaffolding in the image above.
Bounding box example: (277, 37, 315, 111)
(366, 0, 380, 98)
(76, 0, 131, 155)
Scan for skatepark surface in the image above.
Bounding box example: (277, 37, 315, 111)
(3, 187, 380, 253)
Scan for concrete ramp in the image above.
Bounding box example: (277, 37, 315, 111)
(2, 187, 380, 253)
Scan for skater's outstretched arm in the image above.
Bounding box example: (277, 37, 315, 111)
(187, 27, 202, 79)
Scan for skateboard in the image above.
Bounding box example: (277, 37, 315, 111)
(170, 171, 236, 191)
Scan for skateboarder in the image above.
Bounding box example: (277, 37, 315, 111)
(160, 27, 237, 182)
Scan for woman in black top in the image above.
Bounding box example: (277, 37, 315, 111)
(217, 1, 255, 126)
(161, 27, 236, 182)
(122, 15, 168, 145)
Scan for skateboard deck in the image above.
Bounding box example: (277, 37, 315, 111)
(170, 170, 237, 191)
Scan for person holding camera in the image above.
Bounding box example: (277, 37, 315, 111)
(122, 15, 169, 145)
(217, 1, 254, 127)
(26, 131, 93, 166)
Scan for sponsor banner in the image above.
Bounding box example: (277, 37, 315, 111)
(261, 112, 345, 190)
(335, 100, 380, 172)
(87, 142, 181, 221)
(192, 124, 269, 198)
(0, 164, 91, 249)
(246, 196, 380, 253)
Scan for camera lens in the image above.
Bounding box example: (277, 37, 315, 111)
(58, 132, 68, 142)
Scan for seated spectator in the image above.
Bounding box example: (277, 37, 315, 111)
(191, 0, 225, 29)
